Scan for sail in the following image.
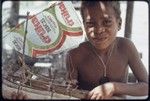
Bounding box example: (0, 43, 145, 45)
(3, 1, 84, 58)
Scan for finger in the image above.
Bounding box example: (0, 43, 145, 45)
(90, 94, 97, 100)
(104, 96, 111, 99)
(17, 91, 24, 99)
(96, 95, 101, 100)
(87, 91, 93, 99)
(23, 94, 28, 99)
(11, 91, 17, 99)
(101, 96, 104, 100)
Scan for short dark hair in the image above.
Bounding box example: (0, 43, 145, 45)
(80, 1, 121, 21)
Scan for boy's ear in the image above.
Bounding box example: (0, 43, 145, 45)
(118, 18, 122, 31)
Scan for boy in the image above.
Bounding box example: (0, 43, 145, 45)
(66, 1, 148, 99)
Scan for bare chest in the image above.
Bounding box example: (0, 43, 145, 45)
(77, 50, 128, 84)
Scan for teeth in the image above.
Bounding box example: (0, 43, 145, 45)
(94, 37, 107, 42)
(100, 37, 106, 40)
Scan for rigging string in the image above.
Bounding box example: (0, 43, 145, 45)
(68, 53, 75, 84)
(17, 11, 30, 95)
(69, 53, 87, 98)
(67, 52, 86, 99)
(50, 69, 58, 99)
(48, 68, 52, 99)
(67, 52, 80, 99)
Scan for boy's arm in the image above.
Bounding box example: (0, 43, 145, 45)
(113, 39, 148, 96)
(113, 82, 148, 96)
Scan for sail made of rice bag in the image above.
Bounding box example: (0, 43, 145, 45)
(3, 1, 83, 58)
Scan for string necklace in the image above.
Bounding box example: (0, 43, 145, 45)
(89, 39, 117, 84)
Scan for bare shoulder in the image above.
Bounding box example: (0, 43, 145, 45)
(117, 37, 134, 47)
(117, 37, 136, 51)
(68, 42, 89, 54)
(117, 37, 139, 59)
(67, 41, 90, 62)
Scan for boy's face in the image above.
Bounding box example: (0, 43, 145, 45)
(83, 2, 121, 50)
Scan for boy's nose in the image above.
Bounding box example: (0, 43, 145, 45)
(94, 27, 106, 34)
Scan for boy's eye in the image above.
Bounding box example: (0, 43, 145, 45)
(85, 22, 94, 27)
(103, 19, 112, 27)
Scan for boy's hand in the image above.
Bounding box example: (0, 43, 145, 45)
(11, 91, 28, 99)
(87, 82, 115, 99)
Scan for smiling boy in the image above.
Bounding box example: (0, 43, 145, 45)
(66, 1, 148, 99)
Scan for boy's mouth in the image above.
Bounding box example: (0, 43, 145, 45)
(92, 37, 108, 43)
